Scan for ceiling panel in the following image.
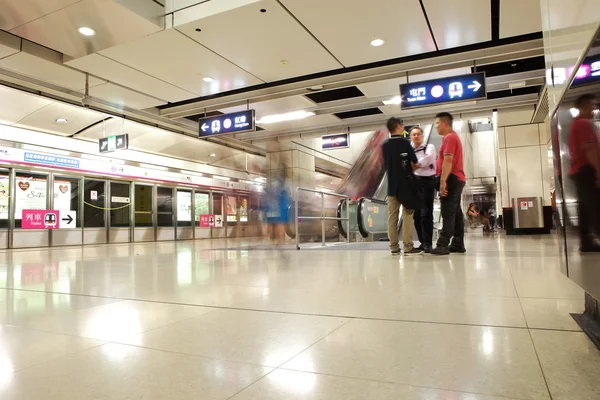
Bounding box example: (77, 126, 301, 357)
(258, 114, 338, 132)
(100, 29, 264, 96)
(0, 0, 79, 30)
(172, 0, 262, 23)
(500, 0, 542, 38)
(66, 54, 197, 103)
(357, 77, 408, 99)
(0, 85, 53, 125)
(9, 0, 163, 58)
(177, 0, 342, 82)
(0, 31, 20, 59)
(422, 0, 491, 49)
(278, 0, 436, 66)
(0, 42, 105, 91)
(219, 95, 315, 117)
(88, 83, 167, 109)
(15, 102, 108, 136)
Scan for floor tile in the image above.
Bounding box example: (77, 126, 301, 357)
(22, 300, 212, 341)
(121, 309, 347, 367)
(0, 343, 271, 400)
(231, 369, 518, 400)
(531, 330, 600, 400)
(135, 285, 271, 307)
(520, 298, 583, 330)
(511, 271, 585, 300)
(237, 288, 527, 327)
(282, 319, 550, 400)
(0, 325, 103, 374)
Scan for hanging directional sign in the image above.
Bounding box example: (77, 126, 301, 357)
(199, 110, 255, 137)
(399, 72, 486, 109)
(99, 134, 129, 153)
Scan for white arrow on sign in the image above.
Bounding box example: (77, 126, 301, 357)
(468, 81, 482, 92)
(100, 141, 107, 150)
(201, 123, 209, 132)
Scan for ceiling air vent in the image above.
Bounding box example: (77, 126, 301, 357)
(531, 86, 549, 124)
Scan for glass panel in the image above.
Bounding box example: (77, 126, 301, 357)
(227, 195, 238, 222)
(84, 180, 105, 228)
(110, 182, 130, 227)
(54, 177, 81, 228)
(0, 171, 9, 229)
(212, 193, 224, 228)
(15, 173, 47, 229)
(157, 187, 173, 227)
(134, 185, 153, 227)
(239, 196, 248, 222)
(194, 192, 209, 225)
(177, 191, 192, 227)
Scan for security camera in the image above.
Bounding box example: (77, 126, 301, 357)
(81, 96, 93, 108)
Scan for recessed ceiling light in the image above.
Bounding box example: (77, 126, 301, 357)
(203, 76, 215, 83)
(370, 38, 384, 47)
(280, 60, 289, 66)
(55, 118, 68, 125)
(78, 27, 96, 36)
(209, 153, 216, 157)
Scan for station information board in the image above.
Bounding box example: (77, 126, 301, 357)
(199, 110, 256, 137)
(400, 72, 486, 109)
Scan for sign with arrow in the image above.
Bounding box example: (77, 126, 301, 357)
(198, 110, 255, 137)
(214, 215, 223, 228)
(59, 211, 77, 229)
(399, 72, 486, 109)
(99, 134, 129, 154)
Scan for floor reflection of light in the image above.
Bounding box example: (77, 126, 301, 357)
(272, 369, 317, 395)
(84, 306, 142, 341)
(481, 329, 494, 356)
(101, 343, 138, 362)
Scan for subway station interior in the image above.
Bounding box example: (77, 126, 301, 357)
(0, 0, 600, 399)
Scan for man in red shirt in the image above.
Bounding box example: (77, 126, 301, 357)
(568, 94, 600, 252)
(431, 112, 467, 256)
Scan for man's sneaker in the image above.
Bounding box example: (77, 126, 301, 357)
(449, 245, 467, 254)
(423, 245, 432, 254)
(431, 246, 450, 256)
(391, 249, 401, 256)
(403, 248, 423, 256)
(415, 244, 425, 251)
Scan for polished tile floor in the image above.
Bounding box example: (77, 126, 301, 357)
(0, 234, 597, 399)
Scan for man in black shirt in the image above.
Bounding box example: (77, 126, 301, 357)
(382, 118, 422, 256)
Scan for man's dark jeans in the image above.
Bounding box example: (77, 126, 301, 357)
(436, 174, 466, 248)
(572, 166, 600, 247)
(415, 176, 435, 247)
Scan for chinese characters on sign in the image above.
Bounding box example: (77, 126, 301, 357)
(22, 210, 59, 229)
(399, 72, 486, 109)
(199, 214, 215, 228)
(199, 110, 256, 137)
(24, 153, 80, 169)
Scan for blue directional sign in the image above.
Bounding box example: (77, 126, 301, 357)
(199, 110, 255, 137)
(400, 72, 486, 109)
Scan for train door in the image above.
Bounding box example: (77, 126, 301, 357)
(193, 190, 211, 239)
(239, 194, 249, 237)
(176, 189, 193, 240)
(12, 170, 50, 248)
(108, 181, 131, 243)
(83, 178, 107, 245)
(51, 175, 82, 246)
(0, 169, 10, 249)
(212, 191, 226, 239)
(156, 186, 175, 241)
(133, 183, 154, 242)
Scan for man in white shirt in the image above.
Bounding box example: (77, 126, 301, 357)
(410, 126, 437, 253)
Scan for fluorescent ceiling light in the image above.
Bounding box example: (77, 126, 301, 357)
(213, 176, 230, 181)
(203, 76, 215, 83)
(55, 118, 68, 125)
(181, 170, 203, 177)
(383, 96, 401, 105)
(140, 163, 167, 171)
(209, 153, 216, 157)
(257, 111, 315, 124)
(371, 39, 385, 47)
(78, 27, 96, 36)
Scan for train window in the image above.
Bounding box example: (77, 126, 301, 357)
(84, 180, 105, 228)
(177, 190, 192, 227)
(15, 172, 47, 229)
(54, 176, 81, 228)
(110, 182, 130, 227)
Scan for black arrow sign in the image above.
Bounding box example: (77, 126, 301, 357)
(62, 215, 73, 224)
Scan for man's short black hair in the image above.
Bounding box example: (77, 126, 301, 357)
(435, 112, 454, 124)
(386, 117, 404, 133)
(575, 94, 596, 109)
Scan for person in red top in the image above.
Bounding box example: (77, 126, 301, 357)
(568, 94, 600, 252)
(431, 112, 467, 256)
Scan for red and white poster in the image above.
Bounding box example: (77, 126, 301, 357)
(22, 210, 59, 229)
(199, 214, 215, 228)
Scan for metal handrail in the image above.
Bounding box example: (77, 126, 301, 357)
(295, 187, 350, 250)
